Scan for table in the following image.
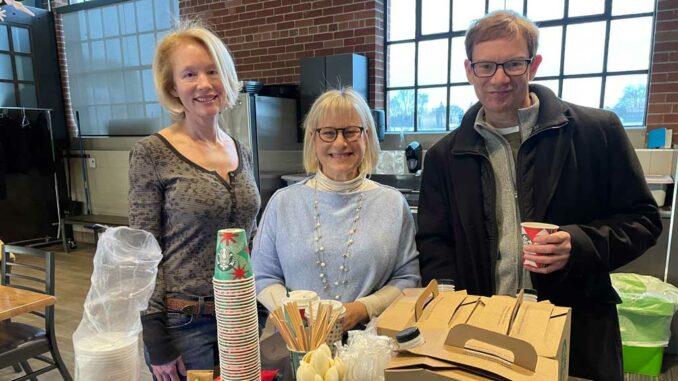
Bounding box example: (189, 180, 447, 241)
(0, 285, 56, 320)
(61, 214, 129, 252)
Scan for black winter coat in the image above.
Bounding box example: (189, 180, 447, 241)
(416, 84, 662, 381)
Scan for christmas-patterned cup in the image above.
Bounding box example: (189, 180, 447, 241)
(305, 299, 346, 354)
(521, 222, 559, 268)
(214, 228, 252, 281)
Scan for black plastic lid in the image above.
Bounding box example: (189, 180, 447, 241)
(396, 326, 421, 343)
(520, 288, 538, 296)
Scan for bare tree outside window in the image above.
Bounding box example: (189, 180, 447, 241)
(385, 0, 656, 132)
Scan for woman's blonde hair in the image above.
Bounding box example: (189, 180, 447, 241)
(153, 21, 240, 121)
(302, 87, 381, 177)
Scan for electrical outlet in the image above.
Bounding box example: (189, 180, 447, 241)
(87, 157, 96, 168)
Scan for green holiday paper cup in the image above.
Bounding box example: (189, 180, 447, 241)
(214, 228, 252, 281)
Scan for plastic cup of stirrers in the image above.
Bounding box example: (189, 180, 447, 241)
(270, 301, 342, 352)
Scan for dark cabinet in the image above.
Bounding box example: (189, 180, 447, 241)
(300, 54, 368, 121)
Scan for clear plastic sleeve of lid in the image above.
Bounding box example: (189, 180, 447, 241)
(438, 278, 455, 292)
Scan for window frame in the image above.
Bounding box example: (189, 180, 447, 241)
(0, 23, 39, 107)
(56, 0, 125, 12)
(57, 0, 177, 136)
(384, 0, 657, 132)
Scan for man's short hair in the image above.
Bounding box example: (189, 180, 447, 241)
(465, 10, 539, 61)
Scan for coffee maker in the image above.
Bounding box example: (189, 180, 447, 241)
(405, 141, 422, 173)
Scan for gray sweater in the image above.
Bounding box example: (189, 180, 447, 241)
(474, 93, 540, 295)
(252, 180, 420, 303)
(128, 134, 260, 364)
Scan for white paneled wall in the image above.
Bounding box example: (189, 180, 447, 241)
(68, 148, 674, 217)
(69, 150, 130, 217)
(635, 149, 678, 177)
(65, 135, 674, 240)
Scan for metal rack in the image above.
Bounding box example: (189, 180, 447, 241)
(0, 106, 62, 247)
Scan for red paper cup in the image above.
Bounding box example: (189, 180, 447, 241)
(521, 222, 559, 268)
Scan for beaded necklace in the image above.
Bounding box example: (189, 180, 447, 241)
(312, 181, 364, 300)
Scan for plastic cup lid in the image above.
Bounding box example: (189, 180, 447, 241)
(396, 326, 421, 343)
(306, 299, 346, 319)
(281, 290, 319, 308)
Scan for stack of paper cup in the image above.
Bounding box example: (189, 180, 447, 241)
(74, 332, 139, 381)
(213, 228, 260, 381)
(306, 299, 346, 351)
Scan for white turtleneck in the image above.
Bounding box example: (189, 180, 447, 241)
(305, 169, 379, 192)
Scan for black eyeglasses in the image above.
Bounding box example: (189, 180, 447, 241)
(315, 126, 365, 143)
(470, 58, 533, 78)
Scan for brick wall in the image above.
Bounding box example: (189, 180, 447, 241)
(647, 0, 678, 144)
(181, 0, 385, 108)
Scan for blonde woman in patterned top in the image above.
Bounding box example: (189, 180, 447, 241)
(128, 23, 260, 381)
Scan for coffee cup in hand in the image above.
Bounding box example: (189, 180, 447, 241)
(521, 222, 559, 268)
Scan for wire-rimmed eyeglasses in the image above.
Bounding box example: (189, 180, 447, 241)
(470, 58, 533, 78)
(315, 126, 365, 143)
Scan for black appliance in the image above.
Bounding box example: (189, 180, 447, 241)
(371, 109, 385, 142)
(405, 141, 422, 173)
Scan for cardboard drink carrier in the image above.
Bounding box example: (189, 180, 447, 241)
(378, 280, 571, 380)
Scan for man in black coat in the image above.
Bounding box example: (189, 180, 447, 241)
(416, 10, 662, 381)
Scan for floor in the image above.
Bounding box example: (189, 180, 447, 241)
(0, 243, 152, 381)
(1, 243, 678, 381)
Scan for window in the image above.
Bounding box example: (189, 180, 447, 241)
(0, 24, 38, 107)
(61, 0, 177, 135)
(385, 0, 656, 132)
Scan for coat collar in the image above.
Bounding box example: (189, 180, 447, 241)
(451, 84, 570, 156)
(448, 84, 574, 221)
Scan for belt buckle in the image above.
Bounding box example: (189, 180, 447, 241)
(180, 304, 196, 315)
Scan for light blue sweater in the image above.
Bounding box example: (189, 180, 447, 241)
(252, 180, 420, 303)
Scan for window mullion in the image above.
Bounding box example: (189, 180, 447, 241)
(414, 0, 422, 132)
(446, 0, 453, 131)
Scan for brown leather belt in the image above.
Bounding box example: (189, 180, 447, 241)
(165, 296, 215, 315)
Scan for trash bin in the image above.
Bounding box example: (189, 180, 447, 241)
(611, 273, 678, 376)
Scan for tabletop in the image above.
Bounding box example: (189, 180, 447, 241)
(0, 284, 56, 320)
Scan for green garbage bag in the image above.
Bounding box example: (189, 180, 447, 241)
(611, 273, 678, 346)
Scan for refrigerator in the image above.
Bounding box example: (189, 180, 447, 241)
(224, 92, 304, 211)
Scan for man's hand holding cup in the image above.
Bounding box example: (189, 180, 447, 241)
(521, 222, 572, 274)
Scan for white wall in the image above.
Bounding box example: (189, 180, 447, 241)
(69, 150, 130, 217)
(67, 128, 668, 223)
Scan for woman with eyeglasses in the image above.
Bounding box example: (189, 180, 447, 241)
(252, 87, 420, 332)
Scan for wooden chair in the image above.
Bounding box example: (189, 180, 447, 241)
(0, 240, 20, 376)
(0, 240, 16, 263)
(0, 245, 72, 381)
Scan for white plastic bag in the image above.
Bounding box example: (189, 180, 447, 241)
(335, 320, 396, 381)
(72, 227, 162, 381)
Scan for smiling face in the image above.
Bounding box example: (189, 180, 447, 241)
(465, 34, 542, 128)
(313, 107, 367, 181)
(169, 41, 225, 125)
